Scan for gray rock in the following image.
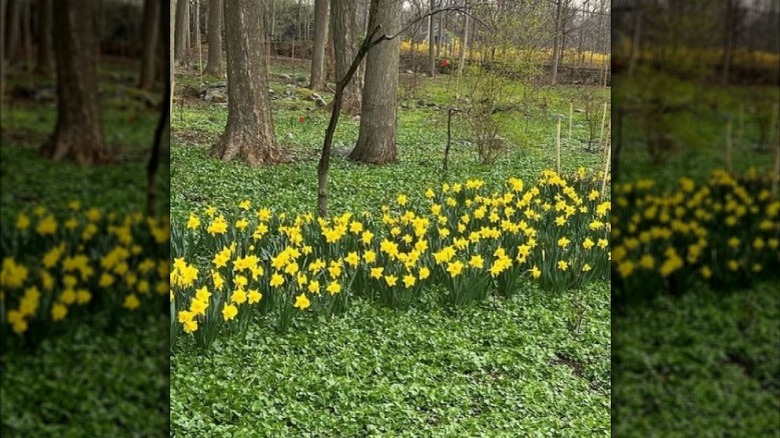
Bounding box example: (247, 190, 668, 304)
(279, 74, 293, 81)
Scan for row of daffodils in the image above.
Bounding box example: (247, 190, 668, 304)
(612, 169, 780, 304)
(171, 170, 611, 349)
(1, 202, 170, 342)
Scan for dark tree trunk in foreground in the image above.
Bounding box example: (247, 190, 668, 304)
(210, 0, 283, 165)
(39, 0, 105, 164)
(34, 0, 53, 75)
(349, 0, 401, 164)
(331, 0, 362, 114)
(427, 0, 435, 77)
(309, 0, 329, 90)
(203, 0, 224, 76)
(139, 0, 160, 89)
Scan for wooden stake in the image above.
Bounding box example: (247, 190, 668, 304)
(601, 123, 611, 200)
(556, 116, 562, 174)
(726, 118, 733, 173)
(568, 102, 573, 145)
(598, 101, 608, 152)
(738, 103, 744, 148)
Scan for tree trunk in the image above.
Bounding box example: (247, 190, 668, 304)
(4, 0, 20, 63)
(34, 0, 53, 75)
(308, 0, 329, 90)
(427, 0, 435, 76)
(349, 0, 401, 164)
(457, 0, 469, 76)
(550, 0, 562, 85)
(174, 0, 188, 63)
(139, 0, 160, 89)
(203, 0, 224, 76)
(210, 0, 283, 165)
(627, 1, 641, 77)
(39, 0, 106, 165)
(331, 0, 362, 114)
(720, 0, 735, 85)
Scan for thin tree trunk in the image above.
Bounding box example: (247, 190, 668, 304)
(203, 0, 224, 76)
(139, 0, 160, 89)
(457, 0, 469, 77)
(349, 0, 401, 164)
(211, 0, 283, 165)
(550, 0, 562, 85)
(309, 0, 329, 90)
(427, 0, 435, 76)
(627, 1, 641, 77)
(34, 0, 53, 75)
(40, 0, 106, 165)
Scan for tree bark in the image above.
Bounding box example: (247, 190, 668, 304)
(33, 0, 53, 75)
(139, 0, 160, 89)
(174, 0, 188, 63)
(4, 0, 20, 63)
(39, 0, 106, 165)
(203, 0, 224, 76)
(308, 0, 329, 90)
(210, 0, 283, 165)
(457, 0, 469, 76)
(427, 0, 435, 76)
(550, 0, 562, 85)
(331, 0, 362, 114)
(349, 0, 401, 164)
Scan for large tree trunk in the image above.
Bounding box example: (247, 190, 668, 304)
(349, 0, 401, 164)
(308, 0, 328, 90)
(174, 0, 188, 63)
(33, 0, 53, 75)
(39, 0, 105, 165)
(139, 0, 160, 89)
(203, 0, 224, 76)
(331, 0, 362, 114)
(210, 0, 283, 165)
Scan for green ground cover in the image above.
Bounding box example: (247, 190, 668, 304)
(170, 65, 611, 435)
(1, 63, 169, 436)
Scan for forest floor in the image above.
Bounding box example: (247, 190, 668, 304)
(169, 62, 611, 435)
(0, 61, 170, 435)
(611, 71, 780, 436)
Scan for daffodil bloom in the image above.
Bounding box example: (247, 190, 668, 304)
(247, 290, 263, 304)
(384, 275, 398, 287)
(222, 303, 239, 320)
(327, 282, 341, 295)
(123, 293, 141, 310)
(270, 273, 285, 287)
(557, 260, 569, 271)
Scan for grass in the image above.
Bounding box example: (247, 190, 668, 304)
(170, 65, 611, 435)
(172, 282, 610, 436)
(0, 61, 170, 436)
(611, 70, 780, 435)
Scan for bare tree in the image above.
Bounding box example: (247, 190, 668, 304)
(428, 0, 436, 76)
(210, 0, 283, 165)
(309, 0, 329, 90)
(39, 0, 106, 164)
(331, 0, 362, 113)
(4, 0, 21, 63)
(203, 0, 224, 76)
(348, 0, 402, 164)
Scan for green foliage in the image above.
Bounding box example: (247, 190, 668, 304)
(613, 281, 780, 437)
(1, 312, 169, 436)
(171, 283, 611, 436)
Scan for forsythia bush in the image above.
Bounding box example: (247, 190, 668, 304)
(1, 202, 170, 342)
(171, 169, 611, 349)
(612, 169, 780, 303)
